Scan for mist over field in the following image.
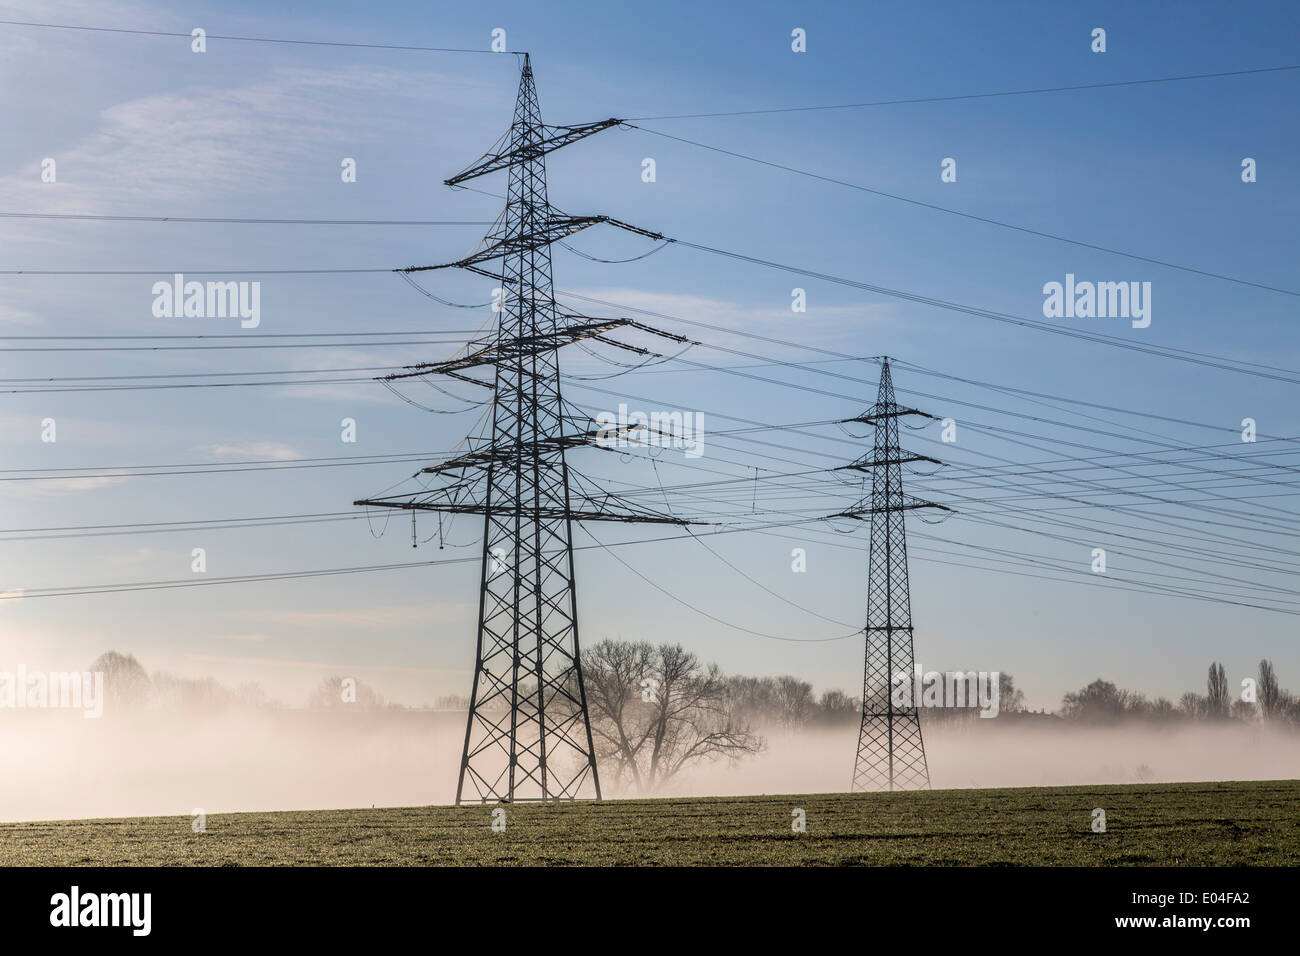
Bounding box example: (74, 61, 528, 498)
(5, 709, 1299, 823)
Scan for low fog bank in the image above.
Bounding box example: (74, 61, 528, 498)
(1, 711, 466, 823)
(4, 712, 1299, 823)
(659, 721, 1300, 797)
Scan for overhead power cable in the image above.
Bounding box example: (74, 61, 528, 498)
(629, 125, 1298, 299)
(0, 18, 515, 53)
(0, 212, 494, 225)
(624, 64, 1300, 120)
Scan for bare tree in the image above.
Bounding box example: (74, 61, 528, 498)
(1061, 679, 1147, 722)
(1150, 697, 1177, 721)
(723, 675, 778, 728)
(89, 651, 152, 711)
(814, 689, 860, 724)
(1206, 662, 1230, 719)
(1178, 691, 1206, 718)
(151, 672, 235, 713)
(773, 675, 815, 732)
(580, 639, 654, 787)
(998, 673, 1027, 714)
(1231, 698, 1256, 721)
(1258, 660, 1283, 719)
(583, 639, 763, 793)
(308, 676, 386, 710)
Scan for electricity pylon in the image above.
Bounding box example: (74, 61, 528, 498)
(355, 55, 689, 804)
(834, 358, 949, 792)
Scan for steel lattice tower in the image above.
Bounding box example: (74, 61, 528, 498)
(834, 359, 949, 792)
(356, 55, 688, 803)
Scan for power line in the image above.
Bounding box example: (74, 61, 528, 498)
(625, 64, 1300, 120)
(0, 513, 368, 541)
(0, 212, 494, 226)
(0, 338, 474, 353)
(667, 239, 1300, 385)
(0, 375, 396, 394)
(8, 430, 1297, 618)
(629, 125, 1299, 299)
(0, 267, 396, 275)
(0, 330, 478, 341)
(609, 464, 1300, 615)
(0, 450, 444, 481)
(19, 244, 1300, 389)
(0, 364, 401, 384)
(579, 524, 862, 643)
(0, 19, 512, 54)
(568, 380, 1300, 571)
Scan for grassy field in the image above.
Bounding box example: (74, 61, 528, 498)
(1, 779, 1296, 866)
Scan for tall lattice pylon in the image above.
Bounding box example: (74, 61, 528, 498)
(833, 359, 949, 792)
(355, 55, 689, 803)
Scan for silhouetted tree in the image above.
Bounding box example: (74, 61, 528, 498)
(1061, 679, 1147, 723)
(89, 651, 151, 711)
(773, 676, 815, 732)
(308, 676, 386, 710)
(151, 672, 234, 713)
(722, 675, 779, 728)
(583, 639, 763, 793)
(1150, 697, 1177, 721)
(1258, 660, 1283, 720)
(1206, 662, 1230, 719)
(814, 689, 860, 724)
(998, 673, 1027, 713)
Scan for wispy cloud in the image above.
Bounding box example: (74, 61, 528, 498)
(2, 475, 129, 497)
(198, 441, 303, 461)
(185, 652, 462, 675)
(0, 63, 488, 215)
(566, 286, 892, 330)
(232, 603, 472, 630)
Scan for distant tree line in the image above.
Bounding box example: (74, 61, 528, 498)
(84, 648, 1299, 736)
(89, 651, 274, 714)
(1060, 660, 1299, 725)
(82, 651, 403, 713)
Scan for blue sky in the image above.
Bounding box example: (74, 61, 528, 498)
(0, 0, 1297, 710)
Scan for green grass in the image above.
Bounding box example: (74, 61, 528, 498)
(2, 780, 1296, 866)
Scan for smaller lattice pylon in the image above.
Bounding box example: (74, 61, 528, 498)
(831, 359, 950, 792)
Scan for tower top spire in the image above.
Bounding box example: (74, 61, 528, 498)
(876, 356, 894, 404)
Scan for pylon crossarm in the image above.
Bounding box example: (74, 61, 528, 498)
(837, 452, 941, 471)
(843, 406, 936, 424)
(462, 214, 607, 267)
(381, 318, 635, 382)
(415, 426, 636, 474)
(589, 335, 652, 357)
(557, 313, 693, 347)
(400, 215, 607, 274)
(832, 500, 952, 519)
(353, 498, 691, 525)
(598, 217, 670, 242)
(444, 118, 623, 186)
(401, 218, 669, 277)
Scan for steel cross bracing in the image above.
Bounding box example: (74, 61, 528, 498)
(836, 359, 950, 792)
(354, 55, 692, 804)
